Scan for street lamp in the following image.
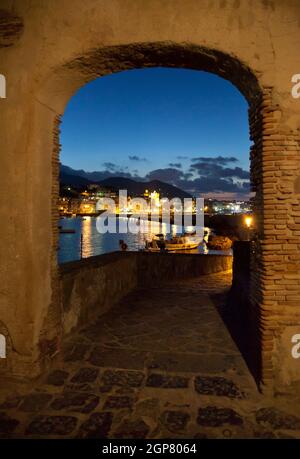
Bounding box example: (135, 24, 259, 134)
(244, 215, 253, 241)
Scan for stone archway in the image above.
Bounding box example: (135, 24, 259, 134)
(1, 1, 300, 395)
(41, 42, 284, 393)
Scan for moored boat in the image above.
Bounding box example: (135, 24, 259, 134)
(145, 233, 202, 252)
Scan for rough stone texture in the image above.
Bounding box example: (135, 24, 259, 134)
(161, 411, 190, 432)
(0, 9, 23, 47)
(194, 376, 244, 399)
(26, 415, 77, 436)
(135, 398, 160, 417)
(253, 429, 277, 439)
(0, 273, 299, 438)
(50, 392, 99, 413)
(0, 396, 21, 410)
(0, 413, 19, 435)
(19, 393, 52, 412)
(70, 367, 99, 384)
(197, 406, 243, 427)
(136, 252, 233, 285)
(38, 116, 62, 364)
(104, 396, 134, 410)
(114, 419, 150, 439)
(146, 373, 189, 389)
(256, 408, 300, 430)
(63, 343, 90, 362)
(47, 370, 69, 386)
(89, 347, 147, 370)
(101, 369, 144, 388)
(77, 412, 113, 438)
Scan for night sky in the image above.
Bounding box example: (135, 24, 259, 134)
(61, 67, 251, 200)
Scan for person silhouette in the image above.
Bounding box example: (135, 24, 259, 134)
(119, 239, 128, 251)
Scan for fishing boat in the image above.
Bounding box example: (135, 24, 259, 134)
(145, 233, 202, 252)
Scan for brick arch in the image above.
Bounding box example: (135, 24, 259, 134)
(60, 43, 261, 103)
(38, 42, 274, 389)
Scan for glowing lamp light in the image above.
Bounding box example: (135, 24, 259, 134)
(245, 216, 253, 228)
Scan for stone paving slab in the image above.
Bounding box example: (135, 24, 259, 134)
(147, 352, 243, 374)
(88, 347, 148, 370)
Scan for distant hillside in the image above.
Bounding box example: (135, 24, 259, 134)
(60, 165, 192, 199)
(61, 164, 117, 183)
(99, 177, 192, 199)
(60, 171, 93, 187)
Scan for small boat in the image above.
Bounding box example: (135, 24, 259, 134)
(59, 228, 76, 234)
(145, 233, 201, 252)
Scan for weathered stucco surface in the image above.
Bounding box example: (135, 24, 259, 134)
(0, 0, 300, 391)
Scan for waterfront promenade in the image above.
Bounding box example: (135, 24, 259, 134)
(0, 271, 300, 439)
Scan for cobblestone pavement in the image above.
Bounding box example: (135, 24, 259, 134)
(1, 270, 300, 439)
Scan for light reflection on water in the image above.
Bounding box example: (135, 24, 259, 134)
(58, 216, 231, 264)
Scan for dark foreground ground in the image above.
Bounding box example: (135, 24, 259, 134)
(0, 271, 300, 439)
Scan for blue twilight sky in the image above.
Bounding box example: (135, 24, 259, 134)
(61, 67, 251, 199)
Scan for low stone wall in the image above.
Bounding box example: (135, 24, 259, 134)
(230, 241, 252, 311)
(228, 241, 261, 384)
(60, 251, 232, 337)
(60, 252, 138, 335)
(136, 252, 232, 286)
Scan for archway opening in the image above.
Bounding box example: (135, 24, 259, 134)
(58, 67, 253, 262)
(37, 43, 267, 389)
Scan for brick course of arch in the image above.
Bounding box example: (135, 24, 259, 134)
(1, 0, 300, 393)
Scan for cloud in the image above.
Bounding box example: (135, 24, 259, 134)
(144, 161, 250, 197)
(222, 167, 249, 180)
(102, 161, 118, 171)
(190, 162, 249, 180)
(182, 172, 193, 180)
(128, 155, 148, 162)
(191, 156, 238, 165)
(177, 177, 250, 195)
(146, 168, 185, 183)
(176, 155, 188, 160)
(145, 166, 250, 196)
(168, 162, 182, 168)
(94, 170, 134, 180)
(93, 162, 135, 179)
(62, 155, 251, 198)
(100, 161, 250, 196)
